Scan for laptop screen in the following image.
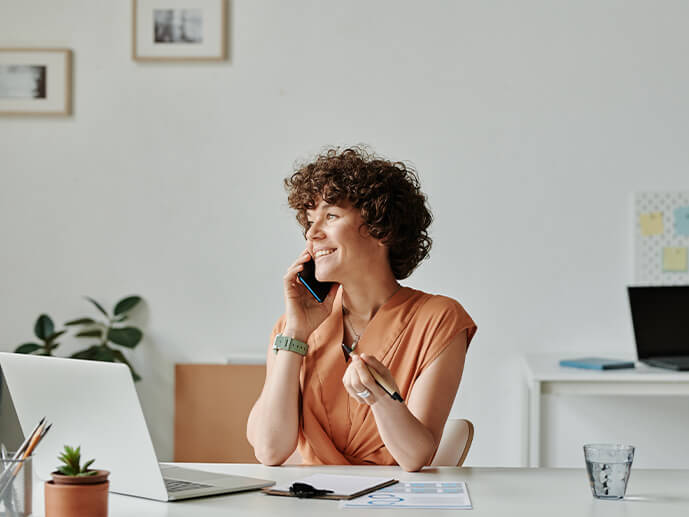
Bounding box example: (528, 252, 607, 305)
(628, 286, 689, 359)
(0, 366, 24, 451)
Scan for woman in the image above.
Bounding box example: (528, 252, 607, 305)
(247, 147, 476, 472)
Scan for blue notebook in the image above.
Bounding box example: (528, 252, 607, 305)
(559, 357, 635, 370)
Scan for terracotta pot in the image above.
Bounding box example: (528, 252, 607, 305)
(45, 470, 109, 517)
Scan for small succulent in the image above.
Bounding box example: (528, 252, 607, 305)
(56, 445, 97, 477)
(14, 314, 66, 356)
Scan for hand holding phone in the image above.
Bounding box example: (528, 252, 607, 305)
(297, 258, 333, 303)
(282, 250, 336, 342)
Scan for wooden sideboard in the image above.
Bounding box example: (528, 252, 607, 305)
(174, 363, 266, 463)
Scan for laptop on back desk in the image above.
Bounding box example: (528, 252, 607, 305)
(0, 353, 274, 501)
(628, 286, 689, 371)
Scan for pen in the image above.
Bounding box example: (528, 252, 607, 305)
(341, 343, 404, 402)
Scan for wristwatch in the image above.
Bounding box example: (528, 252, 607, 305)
(272, 334, 309, 356)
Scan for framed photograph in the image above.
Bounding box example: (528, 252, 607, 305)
(0, 48, 72, 116)
(132, 0, 227, 61)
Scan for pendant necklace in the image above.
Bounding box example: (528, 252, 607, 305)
(343, 309, 361, 351)
(342, 284, 402, 351)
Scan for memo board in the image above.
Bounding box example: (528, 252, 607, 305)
(634, 192, 689, 285)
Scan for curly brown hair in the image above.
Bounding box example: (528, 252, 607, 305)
(284, 146, 432, 280)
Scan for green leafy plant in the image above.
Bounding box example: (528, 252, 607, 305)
(14, 295, 144, 381)
(56, 445, 97, 477)
(14, 314, 66, 356)
(65, 295, 143, 381)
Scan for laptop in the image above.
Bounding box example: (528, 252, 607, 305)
(628, 286, 689, 371)
(0, 353, 274, 501)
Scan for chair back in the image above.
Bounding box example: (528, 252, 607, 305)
(431, 418, 474, 467)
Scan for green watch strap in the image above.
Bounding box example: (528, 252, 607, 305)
(272, 334, 309, 356)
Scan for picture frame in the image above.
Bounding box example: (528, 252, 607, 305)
(132, 0, 227, 61)
(0, 48, 72, 116)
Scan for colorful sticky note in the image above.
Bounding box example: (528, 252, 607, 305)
(663, 247, 688, 272)
(640, 212, 663, 236)
(674, 205, 689, 236)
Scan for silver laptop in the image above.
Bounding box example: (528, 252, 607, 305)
(0, 353, 274, 501)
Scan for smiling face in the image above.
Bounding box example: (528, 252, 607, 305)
(305, 199, 387, 284)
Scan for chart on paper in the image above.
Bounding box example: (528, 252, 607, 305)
(340, 481, 472, 510)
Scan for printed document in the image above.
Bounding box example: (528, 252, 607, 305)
(340, 481, 472, 509)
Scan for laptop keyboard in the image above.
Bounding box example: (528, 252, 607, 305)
(164, 478, 214, 493)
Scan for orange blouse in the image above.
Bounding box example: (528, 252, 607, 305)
(269, 286, 477, 465)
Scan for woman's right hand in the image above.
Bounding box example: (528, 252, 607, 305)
(282, 249, 337, 341)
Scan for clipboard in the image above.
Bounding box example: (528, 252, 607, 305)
(261, 474, 398, 500)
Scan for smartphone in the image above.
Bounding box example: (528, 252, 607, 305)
(297, 258, 333, 303)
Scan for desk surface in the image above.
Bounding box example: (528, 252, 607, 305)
(524, 354, 689, 382)
(522, 354, 689, 467)
(34, 463, 689, 516)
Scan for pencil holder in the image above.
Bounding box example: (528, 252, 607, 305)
(0, 454, 32, 517)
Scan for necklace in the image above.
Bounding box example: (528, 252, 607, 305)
(342, 284, 402, 351)
(343, 310, 361, 350)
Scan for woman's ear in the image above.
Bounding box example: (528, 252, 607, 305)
(357, 223, 375, 239)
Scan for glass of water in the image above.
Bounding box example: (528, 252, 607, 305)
(583, 444, 635, 500)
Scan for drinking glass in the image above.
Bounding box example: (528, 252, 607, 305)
(583, 444, 635, 500)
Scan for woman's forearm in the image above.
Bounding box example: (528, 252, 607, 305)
(246, 351, 302, 465)
(371, 396, 436, 472)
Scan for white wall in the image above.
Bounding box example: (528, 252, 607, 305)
(2, 0, 689, 467)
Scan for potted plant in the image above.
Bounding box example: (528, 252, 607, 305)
(14, 294, 145, 381)
(44, 445, 109, 517)
(13, 314, 66, 356)
(66, 295, 144, 381)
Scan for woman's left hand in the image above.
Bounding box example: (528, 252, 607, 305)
(342, 353, 400, 405)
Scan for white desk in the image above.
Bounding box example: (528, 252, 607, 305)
(523, 354, 689, 467)
(31, 463, 689, 516)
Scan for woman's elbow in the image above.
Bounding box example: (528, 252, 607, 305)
(249, 432, 298, 466)
(399, 440, 436, 472)
(253, 444, 295, 466)
(398, 446, 432, 472)
(399, 460, 426, 473)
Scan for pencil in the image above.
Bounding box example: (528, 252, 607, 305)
(10, 417, 44, 461)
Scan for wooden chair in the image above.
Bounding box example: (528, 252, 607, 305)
(431, 418, 474, 467)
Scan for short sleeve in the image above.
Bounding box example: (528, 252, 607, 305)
(415, 295, 477, 374)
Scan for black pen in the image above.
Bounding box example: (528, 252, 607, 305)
(341, 343, 404, 402)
